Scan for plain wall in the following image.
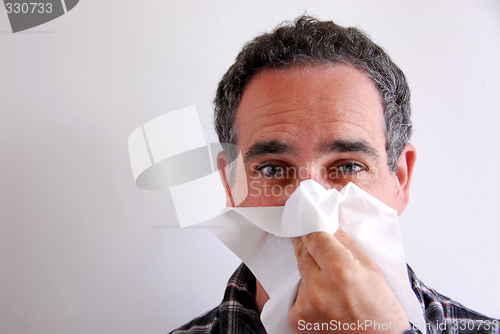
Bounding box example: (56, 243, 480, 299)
(0, 1, 499, 333)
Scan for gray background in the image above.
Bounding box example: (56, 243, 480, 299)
(0, 0, 499, 333)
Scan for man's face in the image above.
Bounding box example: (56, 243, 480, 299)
(224, 64, 410, 214)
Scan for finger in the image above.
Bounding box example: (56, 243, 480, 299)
(292, 279, 302, 305)
(333, 227, 360, 254)
(301, 231, 351, 270)
(334, 227, 383, 273)
(291, 236, 319, 279)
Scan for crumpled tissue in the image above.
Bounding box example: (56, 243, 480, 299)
(204, 180, 425, 334)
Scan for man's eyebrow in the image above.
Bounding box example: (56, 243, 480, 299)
(244, 140, 298, 162)
(318, 139, 380, 159)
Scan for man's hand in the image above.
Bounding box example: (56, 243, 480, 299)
(288, 229, 408, 333)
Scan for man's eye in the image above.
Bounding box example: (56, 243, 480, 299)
(258, 165, 286, 178)
(338, 162, 366, 174)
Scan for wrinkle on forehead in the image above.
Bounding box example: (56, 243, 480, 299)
(235, 64, 386, 152)
(238, 95, 382, 130)
(248, 119, 380, 147)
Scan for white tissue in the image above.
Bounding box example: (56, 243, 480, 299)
(206, 180, 425, 334)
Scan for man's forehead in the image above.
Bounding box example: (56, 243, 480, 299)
(234, 64, 386, 153)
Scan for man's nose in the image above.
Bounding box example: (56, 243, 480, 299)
(296, 165, 332, 190)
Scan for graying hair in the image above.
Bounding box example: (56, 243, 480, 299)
(214, 15, 412, 176)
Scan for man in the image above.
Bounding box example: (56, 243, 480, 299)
(171, 16, 498, 333)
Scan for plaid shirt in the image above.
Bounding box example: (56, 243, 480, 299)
(170, 263, 499, 334)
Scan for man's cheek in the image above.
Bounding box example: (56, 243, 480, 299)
(227, 155, 249, 206)
(233, 180, 264, 206)
(244, 181, 296, 206)
(249, 180, 262, 198)
(247, 180, 271, 203)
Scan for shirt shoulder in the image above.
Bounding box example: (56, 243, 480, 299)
(169, 307, 220, 334)
(408, 266, 499, 334)
(169, 306, 220, 334)
(169, 263, 266, 334)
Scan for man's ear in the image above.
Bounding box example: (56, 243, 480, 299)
(217, 151, 235, 207)
(395, 143, 417, 215)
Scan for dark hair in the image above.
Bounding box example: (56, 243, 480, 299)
(214, 15, 411, 173)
